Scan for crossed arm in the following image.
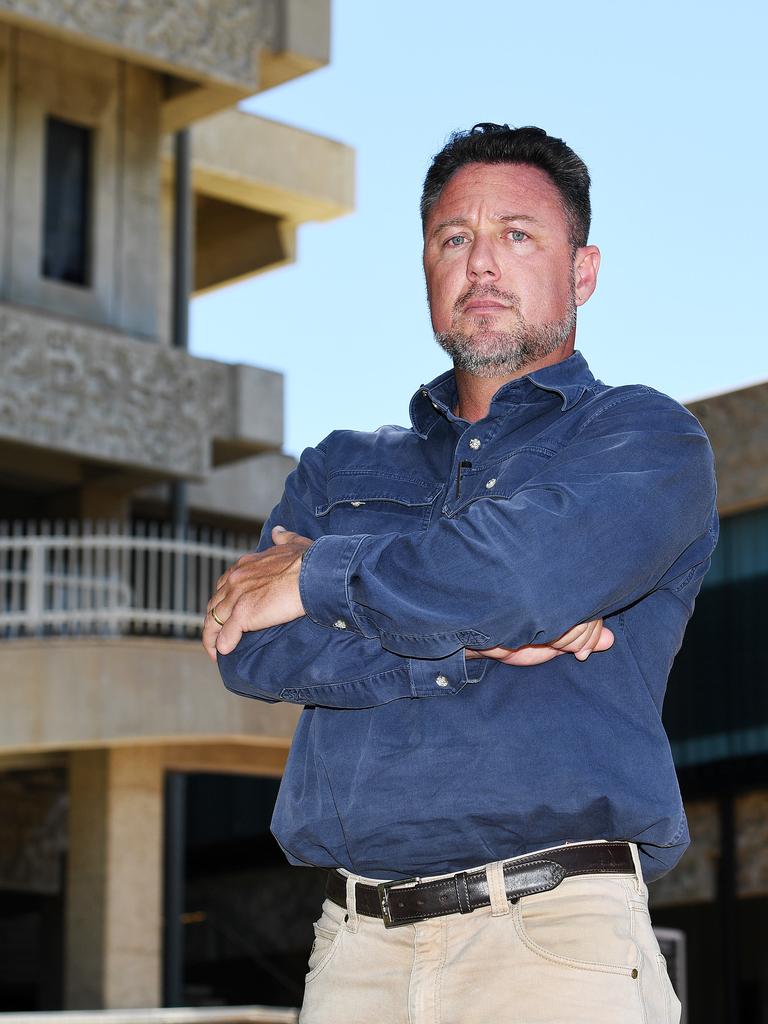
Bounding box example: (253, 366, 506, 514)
(203, 392, 715, 704)
(202, 525, 614, 668)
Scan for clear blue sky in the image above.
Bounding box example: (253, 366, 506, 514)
(191, 0, 767, 459)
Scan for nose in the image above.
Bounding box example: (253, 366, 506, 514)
(466, 234, 501, 282)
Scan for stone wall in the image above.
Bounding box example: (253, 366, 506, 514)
(0, 0, 279, 87)
(0, 303, 283, 478)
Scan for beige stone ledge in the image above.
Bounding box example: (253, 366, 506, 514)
(184, 110, 355, 224)
(688, 381, 768, 516)
(0, 636, 300, 753)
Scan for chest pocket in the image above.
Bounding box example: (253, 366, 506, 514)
(446, 444, 559, 517)
(315, 474, 441, 535)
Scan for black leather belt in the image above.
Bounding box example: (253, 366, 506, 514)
(326, 842, 635, 928)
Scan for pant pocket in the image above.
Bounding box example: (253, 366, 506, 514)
(656, 953, 682, 1024)
(512, 878, 637, 976)
(305, 899, 347, 983)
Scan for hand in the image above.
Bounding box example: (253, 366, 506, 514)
(202, 526, 312, 663)
(465, 618, 614, 667)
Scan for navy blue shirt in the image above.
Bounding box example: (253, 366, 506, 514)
(218, 352, 718, 882)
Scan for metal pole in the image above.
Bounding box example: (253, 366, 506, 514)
(170, 128, 192, 536)
(718, 792, 739, 1023)
(163, 772, 187, 1007)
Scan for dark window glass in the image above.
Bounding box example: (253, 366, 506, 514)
(41, 116, 92, 286)
(666, 507, 768, 766)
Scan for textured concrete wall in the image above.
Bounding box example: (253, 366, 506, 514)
(688, 382, 768, 516)
(0, 28, 161, 336)
(0, 302, 283, 478)
(0, 0, 277, 88)
(0, 637, 300, 752)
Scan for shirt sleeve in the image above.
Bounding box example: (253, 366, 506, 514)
(216, 440, 484, 708)
(298, 392, 718, 658)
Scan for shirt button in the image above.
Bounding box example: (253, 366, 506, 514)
(485, 477, 497, 489)
(435, 675, 450, 687)
(333, 619, 348, 630)
(469, 438, 482, 450)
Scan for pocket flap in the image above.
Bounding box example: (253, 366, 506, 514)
(315, 474, 441, 516)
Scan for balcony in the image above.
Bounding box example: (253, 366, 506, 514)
(0, 519, 255, 640)
(0, 303, 283, 482)
(0, 521, 301, 753)
(0, 1, 332, 129)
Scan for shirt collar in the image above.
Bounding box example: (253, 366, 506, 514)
(409, 350, 595, 437)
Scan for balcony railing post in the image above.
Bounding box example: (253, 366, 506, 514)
(0, 521, 254, 639)
(27, 543, 46, 634)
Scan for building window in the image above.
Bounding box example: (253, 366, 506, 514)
(41, 116, 92, 286)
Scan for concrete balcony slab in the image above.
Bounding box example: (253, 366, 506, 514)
(0, 0, 331, 130)
(0, 636, 300, 753)
(0, 302, 283, 480)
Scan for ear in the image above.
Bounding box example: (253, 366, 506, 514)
(573, 245, 600, 307)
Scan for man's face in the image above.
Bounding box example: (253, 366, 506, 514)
(423, 162, 596, 377)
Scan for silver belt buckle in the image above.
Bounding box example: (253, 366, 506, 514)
(377, 876, 421, 928)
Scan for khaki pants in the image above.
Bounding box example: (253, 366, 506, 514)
(299, 843, 681, 1024)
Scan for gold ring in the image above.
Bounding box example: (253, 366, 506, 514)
(211, 606, 225, 627)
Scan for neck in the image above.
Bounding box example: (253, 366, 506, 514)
(453, 342, 574, 422)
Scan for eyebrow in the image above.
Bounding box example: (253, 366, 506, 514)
(429, 213, 540, 239)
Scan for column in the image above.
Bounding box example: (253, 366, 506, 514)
(65, 747, 164, 1008)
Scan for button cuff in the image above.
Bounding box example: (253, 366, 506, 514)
(300, 534, 368, 635)
(409, 649, 469, 697)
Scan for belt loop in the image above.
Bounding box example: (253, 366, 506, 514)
(487, 861, 511, 917)
(628, 843, 647, 898)
(345, 873, 360, 932)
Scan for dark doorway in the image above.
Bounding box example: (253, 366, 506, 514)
(164, 772, 326, 1009)
(0, 767, 66, 1009)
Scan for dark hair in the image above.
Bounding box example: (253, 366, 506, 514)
(421, 123, 591, 249)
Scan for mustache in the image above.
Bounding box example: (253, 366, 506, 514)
(454, 284, 521, 315)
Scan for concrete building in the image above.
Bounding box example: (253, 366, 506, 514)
(649, 380, 768, 1023)
(0, 1, 353, 1013)
(0, 4, 764, 1018)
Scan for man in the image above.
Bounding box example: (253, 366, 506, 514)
(203, 124, 717, 1024)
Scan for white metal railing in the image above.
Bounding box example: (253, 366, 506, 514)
(0, 1009, 298, 1024)
(0, 521, 258, 639)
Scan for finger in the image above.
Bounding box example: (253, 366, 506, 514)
(201, 614, 221, 663)
(215, 552, 260, 591)
(575, 622, 615, 661)
(594, 626, 615, 652)
(551, 620, 592, 652)
(216, 609, 245, 655)
(272, 525, 296, 545)
(215, 566, 234, 591)
(500, 647, 566, 666)
(207, 594, 235, 627)
(573, 619, 602, 660)
(206, 581, 231, 618)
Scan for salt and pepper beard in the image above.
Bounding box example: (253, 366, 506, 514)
(434, 284, 577, 378)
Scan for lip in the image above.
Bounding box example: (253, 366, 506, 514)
(462, 301, 509, 314)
